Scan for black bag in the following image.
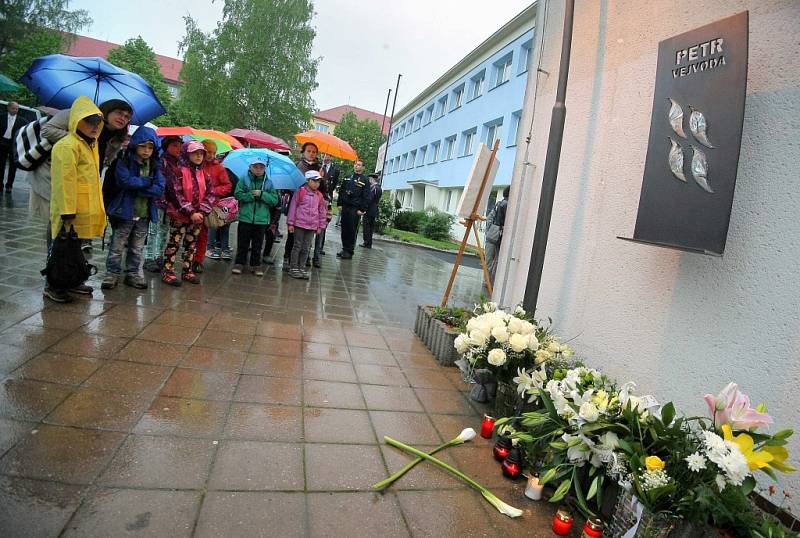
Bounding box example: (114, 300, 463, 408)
(102, 156, 122, 209)
(41, 225, 97, 290)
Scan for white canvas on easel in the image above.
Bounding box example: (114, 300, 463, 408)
(455, 143, 500, 218)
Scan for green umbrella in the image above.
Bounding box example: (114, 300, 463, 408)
(0, 73, 21, 92)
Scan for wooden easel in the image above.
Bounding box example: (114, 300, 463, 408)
(441, 139, 499, 307)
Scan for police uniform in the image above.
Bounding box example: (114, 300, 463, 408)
(337, 173, 369, 258)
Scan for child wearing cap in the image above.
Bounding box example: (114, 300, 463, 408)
(161, 140, 215, 286)
(101, 126, 165, 290)
(143, 136, 180, 272)
(232, 157, 279, 276)
(201, 139, 234, 262)
(286, 170, 327, 279)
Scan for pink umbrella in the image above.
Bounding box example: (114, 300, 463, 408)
(228, 128, 291, 151)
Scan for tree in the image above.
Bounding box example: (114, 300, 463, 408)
(177, 0, 319, 139)
(0, 0, 91, 105)
(333, 112, 383, 177)
(107, 36, 172, 125)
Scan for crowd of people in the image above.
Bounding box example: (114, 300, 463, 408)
(12, 97, 383, 304)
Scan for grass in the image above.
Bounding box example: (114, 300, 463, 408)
(381, 227, 480, 254)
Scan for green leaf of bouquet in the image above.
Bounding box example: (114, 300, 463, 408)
(494, 417, 512, 428)
(549, 441, 568, 450)
(772, 429, 794, 440)
(661, 402, 676, 426)
(539, 390, 559, 420)
(587, 476, 599, 500)
(539, 467, 558, 485)
(761, 466, 777, 481)
(549, 478, 572, 503)
(764, 438, 788, 447)
(741, 476, 756, 496)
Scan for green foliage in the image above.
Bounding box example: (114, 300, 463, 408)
(177, 0, 318, 139)
(430, 306, 471, 330)
(375, 195, 393, 234)
(420, 210, 454, 241)
(107, 36, 172, 125)
(0, 1, 91, 105)
(393, 210, 428, 233)
(333, 111, 383, 176)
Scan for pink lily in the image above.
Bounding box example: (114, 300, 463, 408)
(704, 382, 773, 430)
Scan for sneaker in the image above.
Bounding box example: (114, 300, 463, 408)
(44, 287, 73, 303)
(289, 269, 304, 279)
(192, 262, 204, 274)
(162, 271, 182, 287)
(301, 270, 310, 280)
(208, 249, 221, 260)
(69, 284, 93, 295)
(253, 266, 264, 277)
(231, 264, 243, 274)
(182, 271, 200, 284)
(320, 250, 326, 255)
(101, 274, 118, 290)
(144, 259, 161, 273)
(123, 275, 148, 289)
(305, 259, 312, 267)
(312, 259, 321, 268)
(221, 249, 232, 260)
(339, 252, 353, 259)
(81, 244, 93, 254)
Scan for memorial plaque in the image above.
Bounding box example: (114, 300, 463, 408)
(624, 11, 749, 255)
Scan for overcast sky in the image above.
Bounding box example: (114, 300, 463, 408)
(70, 0, 533, 115)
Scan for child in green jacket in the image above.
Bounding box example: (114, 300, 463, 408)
(232, 156, 279, 276)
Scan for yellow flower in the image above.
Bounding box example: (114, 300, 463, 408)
(763, 445, 797, 473)
(645, 456, 665, 471)
(721, 424, 773, 471)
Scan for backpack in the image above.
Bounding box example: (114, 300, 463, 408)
(41, 224, 97, 290)
(102, 156, 123, 209)
(14, 117, 52, 171)
(204, 196, 239, 229)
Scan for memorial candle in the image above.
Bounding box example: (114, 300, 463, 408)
(524, 473, 544, 500)
(582, 517, 604, 538)
(480, 415, 496, 438)
(552, 508, 573, 536)
(493, 436, 512, 461)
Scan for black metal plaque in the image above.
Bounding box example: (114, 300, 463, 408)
(625, 11, 749, 256)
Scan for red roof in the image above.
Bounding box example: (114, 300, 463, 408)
(64, 34, 184, 84)
(313, 105, 389, 134)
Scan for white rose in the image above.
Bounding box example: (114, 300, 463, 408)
(507, 317, 525, 334)
(454, 334, 470, 354)
(469, 329, 488, 347)
(487, 348, 507, 366)
(509, 333, 528, 353)
(491, 325, 509, 343)
(518, 321, 536, 335)
(527, 334, 540, 351)
(535, 349, 552, 364)
(579, 401, 600, 422)
(514, 305, 526, 316)
(548, 341, 561, 353)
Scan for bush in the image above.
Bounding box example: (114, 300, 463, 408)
(393, 210, 428, 233)
(376, 196, 394, 234)
(420, 210, 454, 241)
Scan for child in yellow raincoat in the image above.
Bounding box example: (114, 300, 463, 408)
(45, 96, 107, 303)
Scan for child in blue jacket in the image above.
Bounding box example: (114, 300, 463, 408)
(101, 126, 165, 290)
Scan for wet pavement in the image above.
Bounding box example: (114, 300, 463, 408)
(0, 176, 563, 537)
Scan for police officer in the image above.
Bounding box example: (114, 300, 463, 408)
(337, 159, 369, 259)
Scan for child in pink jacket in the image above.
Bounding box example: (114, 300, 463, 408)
(287, 170, 327, 279)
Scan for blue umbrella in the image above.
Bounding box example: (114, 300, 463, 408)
(21, 54, 166, 124)
(223, 148, 306, 191)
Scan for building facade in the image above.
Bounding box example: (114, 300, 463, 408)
(496, 0, 800, 514)
(381, 4, 536, 237)
(312, 105, 389, 135)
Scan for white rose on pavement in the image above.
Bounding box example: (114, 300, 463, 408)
(487, 348, 507, 366)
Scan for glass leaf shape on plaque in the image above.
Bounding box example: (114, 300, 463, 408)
(668, 98, 687, 138)
(690, 145, 713, 193)
(689, 106, 714, 148)
(668, 137, 687, 182)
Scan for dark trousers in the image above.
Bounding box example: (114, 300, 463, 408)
(362, 215, 376, 247)
(282, 231, 294, 261)
(263, 226, 276, 259)
(0, 139, 16, 190)
(308, 228, 325, 263)
(340, 206, 360, 255)
(235, 222, 266, 267)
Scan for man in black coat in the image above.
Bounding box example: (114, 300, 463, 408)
(0, 101, 22, 192)
(361, 173, 382, 248)
(321, 154, 340, 199)
(337, 159, 369, 259)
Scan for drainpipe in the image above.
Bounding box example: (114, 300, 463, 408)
(522, 0, 575, 314)
(380, 74, 402, 186)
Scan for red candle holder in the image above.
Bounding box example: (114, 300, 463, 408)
(552, 508, 573, 536)
(493, 436, 512, 461)
(582, 517, 603, 538)
(480, 414, 496, 438)
(501, 448, 522, 479)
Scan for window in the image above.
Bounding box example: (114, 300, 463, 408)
(470, 70, 485, 100)
(444, 190, 453, 211)
(417, 146, 427, 167)
(462, 128, 476, 156)
(436, 95, 448, 118)
(400, 154, 407, 170)
(443, 135, 457, 160)
(408, 150, 416, 169)
(483, 118, 503, 148)
(314, 122, 330, 133)
(405, 122, 412, 136)
(429, 141, 440, 164)
(424, 104, 434, 125)
(493, 54, 513, 87)
(414, 112, 423, 131)
(519, 40, 533, 74)
(508, 110, 522, 146)
(451, 84, 465, 110)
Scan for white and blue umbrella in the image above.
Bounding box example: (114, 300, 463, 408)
(222, 148, 305, 190)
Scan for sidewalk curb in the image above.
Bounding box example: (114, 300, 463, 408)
(374, 235, 479, 257)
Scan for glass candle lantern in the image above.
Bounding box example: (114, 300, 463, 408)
(524, 473, 544, 500)
(552, 508, 574, 536)
(582, 517, 603, 538)
(493, 436, 512, 461)
(501, 448, 522, 479)
(480, 415, 496, 438)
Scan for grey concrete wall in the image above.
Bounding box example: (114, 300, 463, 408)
(497, 0, 800, 510)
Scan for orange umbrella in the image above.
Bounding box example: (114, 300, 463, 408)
(156, 127, 244, 152)
(294, 131, 358, 161)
